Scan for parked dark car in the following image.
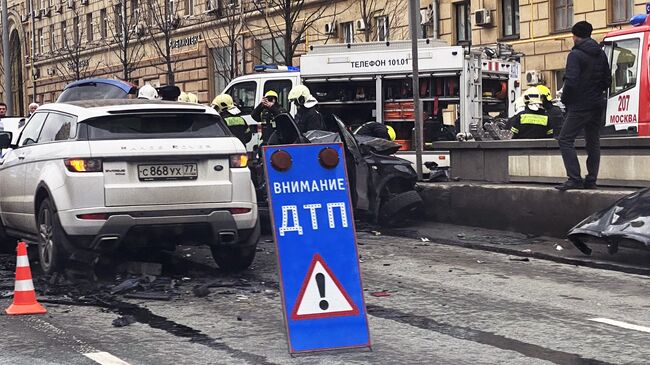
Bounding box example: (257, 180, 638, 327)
(251, 113, 423, 227)
(57, 78, 138, 102)
(568, 188, 650, 255)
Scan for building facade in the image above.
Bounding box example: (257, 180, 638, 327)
(0, 0, 645, 114)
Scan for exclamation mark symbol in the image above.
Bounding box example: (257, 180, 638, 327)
(316, 273, 328, 310)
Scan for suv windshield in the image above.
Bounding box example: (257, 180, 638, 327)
(58, 83, 132, 102)
(83, 113, 229, 140)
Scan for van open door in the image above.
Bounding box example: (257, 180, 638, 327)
(603, 34, 643, 136)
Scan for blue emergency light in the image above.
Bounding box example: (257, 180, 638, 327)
(630, 14, 647, 26)
(254, 64, 300, 73)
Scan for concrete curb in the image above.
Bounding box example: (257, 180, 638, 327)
(418, 182, 637, 238)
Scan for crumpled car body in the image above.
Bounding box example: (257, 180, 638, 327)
(568, 188, 650, 255)
(251, 113, 422, 226)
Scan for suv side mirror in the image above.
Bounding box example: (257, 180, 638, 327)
(0, 132, 12, 149)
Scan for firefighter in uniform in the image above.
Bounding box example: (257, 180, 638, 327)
(212, 94, 252, 145)
(288, 85, 325, 133)
(252, 90, 286, 143)
(354, 121, 396, 141)
(508, 87, 554, 139)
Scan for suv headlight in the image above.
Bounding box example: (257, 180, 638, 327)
(64, 158, 103, 172)
(229, 154, 248, 168)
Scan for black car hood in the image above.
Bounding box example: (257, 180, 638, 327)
(568, 188, 650, 246)
(305, 130, 401, 155)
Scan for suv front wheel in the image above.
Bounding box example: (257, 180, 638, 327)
(37, 198, 69, 274)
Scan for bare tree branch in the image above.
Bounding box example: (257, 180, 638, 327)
(53, 6, 103, 83)
(141, 0, 180, 84)
(104, 0, 146, 81)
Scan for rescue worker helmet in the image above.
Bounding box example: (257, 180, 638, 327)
(386, 125, 396, 141)
(264, 90, 279, 99)
(288, 85, 312, 106)
(536, 85, 553, 102)
(187, 93, 199, 104)
(212, 93, 235, 113)
(137, 84, 159, 100)
(178, 91, 190, 102)
(523, 87, 544, 106)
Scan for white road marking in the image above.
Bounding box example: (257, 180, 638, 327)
(84, 352, 131, 365)
(588, 318, 650, 333)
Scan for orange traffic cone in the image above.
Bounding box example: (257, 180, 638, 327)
(5, 241, 47, 315)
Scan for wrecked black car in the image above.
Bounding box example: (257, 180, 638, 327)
(250, 113, 422, 227)
(568, 187, 650, 255)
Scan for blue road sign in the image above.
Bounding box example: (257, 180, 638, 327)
(263, 143, 371, 353)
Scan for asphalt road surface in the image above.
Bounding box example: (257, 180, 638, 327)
(1, 228, 649, 365)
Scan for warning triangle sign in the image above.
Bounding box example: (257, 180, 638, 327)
(291, 254, 360, 320)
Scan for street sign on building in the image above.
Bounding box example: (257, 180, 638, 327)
(263, 143, 371, 353)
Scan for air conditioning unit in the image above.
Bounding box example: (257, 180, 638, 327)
(474, 9, 491, 26)
(420, 9, 431, 25)
(525, 70, 542, 85)
(133, 22, 146, 37)
(355, 19, 366, 32)
(324, 21, 337, 35)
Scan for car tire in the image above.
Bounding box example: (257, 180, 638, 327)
(211, 220, 260, 272)
(0, 219, 15, 253)
(379, 190, 423, 227)
(37, 198, 69, 275)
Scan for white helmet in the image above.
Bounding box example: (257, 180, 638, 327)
(288, 85, 317, 108)
(138, 84, 159, 100)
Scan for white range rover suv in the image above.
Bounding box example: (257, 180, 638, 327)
(0, 100, 259, 274)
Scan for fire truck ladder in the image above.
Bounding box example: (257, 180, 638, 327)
(466, 51, 484, 140)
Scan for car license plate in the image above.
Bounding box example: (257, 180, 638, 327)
(138, 163, 198, 181)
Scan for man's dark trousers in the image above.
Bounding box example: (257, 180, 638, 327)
(558, 107, 604, 184)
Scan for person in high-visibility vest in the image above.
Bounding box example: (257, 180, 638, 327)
(508, 87, 553, 139)
(536, 84, 564, 138)
(212, 94, 252, 145)
(252, 90, 286, 143)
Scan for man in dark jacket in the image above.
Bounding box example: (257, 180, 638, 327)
(288, 85, 325, 133)
(556, 21, 612, 191)
(252, 90, 285, 143)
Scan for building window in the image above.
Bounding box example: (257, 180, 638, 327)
(212, 47, 232, 93)
(61, 21, 67, 48)
(37, 28, 43, 54)
(73, 17, 80, 44)
(100, 9, 107, 38)
(376, 16, 389, 41)
(131, 0, 139, 20)
(611, 0, 634, 24)
(341, 22, 354, 44)
(50, 24, 56, 50)
(185, 0, 194, 15)
(114, 4, 124, 36)
(86, 13, 93, 42)
(554, 69, 566, 95)
(502, 0, 519, 38)
(553, 0, 573, 32)
(259, 37, 285, 65)
(454, 1, 470, 43)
